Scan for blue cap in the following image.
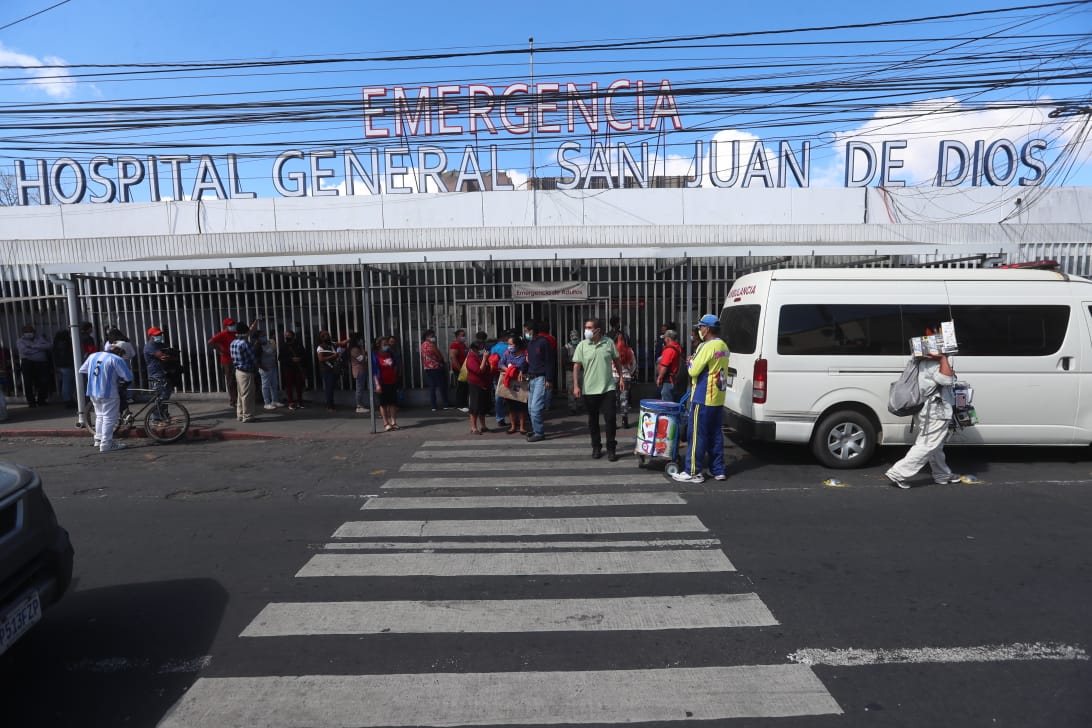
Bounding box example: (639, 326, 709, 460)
(695, 314, 720, 328)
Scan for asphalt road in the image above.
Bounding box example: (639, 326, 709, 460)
(1, 426, 1089, 727)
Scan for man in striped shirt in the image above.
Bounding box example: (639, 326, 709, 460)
(78, 349, 133, 453)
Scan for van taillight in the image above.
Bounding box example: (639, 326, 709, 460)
(753, 358, 767, 404)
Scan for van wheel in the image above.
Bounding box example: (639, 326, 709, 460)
(812, 410, 876, 469)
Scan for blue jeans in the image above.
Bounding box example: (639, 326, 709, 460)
(150, 376, 173, 419)
(259, 366, 280, 405)
(425, 369, 449, 409)
(660, 382, 675, 402)
(57, 367, 75, 403)
(494, 384, 507, 423)
(320, 367, 337, 408)
(354, 370, 369, 407)
(528, 376, 548, 436)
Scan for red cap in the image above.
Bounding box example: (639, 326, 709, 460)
(147, 327, 163, 336)
(223, 317, 235, 327)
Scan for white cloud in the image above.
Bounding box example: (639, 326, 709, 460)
(0, 43, 75, 98)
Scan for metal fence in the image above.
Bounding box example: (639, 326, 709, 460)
(0, 247, 1042, 401)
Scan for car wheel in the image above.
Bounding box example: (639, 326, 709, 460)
(812, 410, 876, 469)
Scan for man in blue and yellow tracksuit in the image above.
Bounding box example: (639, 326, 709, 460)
(672, 314, 729, 483)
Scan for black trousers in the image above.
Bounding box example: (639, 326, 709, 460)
(583, 391, 618, 450)
(21, 359, 51, 405)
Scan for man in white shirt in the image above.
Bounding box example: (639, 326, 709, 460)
(79, 349, 133, 453)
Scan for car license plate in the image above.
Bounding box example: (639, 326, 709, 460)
(0, 590, 41, 656)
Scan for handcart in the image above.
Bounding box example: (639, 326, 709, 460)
(634, 394, 691, 475)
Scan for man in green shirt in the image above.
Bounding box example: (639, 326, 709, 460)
(572, 318, 623, 460)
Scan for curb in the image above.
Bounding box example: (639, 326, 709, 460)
(0, 427, 288, 442)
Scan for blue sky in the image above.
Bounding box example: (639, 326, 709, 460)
(1, 0, 1089, 201)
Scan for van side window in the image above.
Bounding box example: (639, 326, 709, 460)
(721, 305, 760, 355)
(951, 305, 1070, 356)
(778, 305, 903, 355)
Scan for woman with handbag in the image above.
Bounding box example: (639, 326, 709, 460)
(499, 334, 530, 435)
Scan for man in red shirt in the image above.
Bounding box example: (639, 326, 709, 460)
(449, 328, 469, 412)
(207, 317, 239, 407)
(656, 329, 683, 402)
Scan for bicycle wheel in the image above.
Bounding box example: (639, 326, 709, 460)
(143, 401, 190, 443)
(84, 406, 136, 439)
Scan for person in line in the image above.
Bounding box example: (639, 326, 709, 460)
(885, 350, 963, 488)
(538, 321, 558, 410)
(524, 320, 555, 442)
(52, 328, 76, 409)
(499, 333, 530, 435)
(78, 321, 98, 359)
(373, 335, 400, 430)
(489, 330, 511, 428)
(655, 329, 683, 402)
(348, 332, 371, 414)
(207, 317, 239, 408)
(16, 324, 52, 407)
(315, 329, 347, 413)
(256, 329, 284, 411)
(279, 329, 307, 410)
(104, 327, 136, 415)
(79, 347, 132, 453)
(613, 332, 637, 429)
(230, 323, 259, 423)
(420, 329, 450, 411)
(143, 326, 178, 420)
(449, 328, 470, 412)
(572, 318, 623, 461)
(672, 314, 730, 483)
(563, 329, 583, 414)
(465, 337, 492, 434)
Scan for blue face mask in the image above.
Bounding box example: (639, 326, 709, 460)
(382, 345, 391, 352)
(507, 345, 516, 353)
(153, 335, 164, 343)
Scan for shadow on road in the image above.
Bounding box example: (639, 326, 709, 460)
(0, 577, 228, 728)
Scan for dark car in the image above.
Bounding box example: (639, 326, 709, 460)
(0, 462, 74, 656)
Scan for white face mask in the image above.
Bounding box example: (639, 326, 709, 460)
(583, 329, 595, 341)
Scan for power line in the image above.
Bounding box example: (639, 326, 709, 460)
(0, 0, 74, 32)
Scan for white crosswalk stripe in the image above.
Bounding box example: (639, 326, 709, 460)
(296, 548, 735, 577)
(161, 432, 842, 726)
(161, 666, 842, 727)
(331, 515, 708, 538)
(361, 493, 687, 509)
(240, 593, 778, 636)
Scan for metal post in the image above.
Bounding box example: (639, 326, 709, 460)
(529, 36, 538, 227)
(361, 264, 377, 434)
(48, 275, 88, 428)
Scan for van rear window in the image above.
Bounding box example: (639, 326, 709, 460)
(721, 304, 759, 355)
(777, 303, 1071, 356)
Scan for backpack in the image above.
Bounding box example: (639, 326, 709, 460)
(888, 359, 924, 417)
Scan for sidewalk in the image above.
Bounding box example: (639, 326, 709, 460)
(0, 396, 603, 443)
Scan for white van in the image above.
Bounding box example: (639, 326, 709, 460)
(720, 268, 1092, 468)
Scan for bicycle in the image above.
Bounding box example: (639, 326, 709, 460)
(85, 388, 191, 444)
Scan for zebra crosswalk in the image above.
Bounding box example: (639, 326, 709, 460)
(159, 436, 843, 726)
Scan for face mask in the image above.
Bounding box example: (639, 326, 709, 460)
(584, 329, 595, 340)
(458, 335, 466, 343)
(382, 345, 391, 352)
(507, 345, 516, 352)
(22, 332, 34, 339)
(428, 336, 436, 343)
(524, 331, 533, 340)
(569, 338, 579, 345)
(153, 335, 164, 343)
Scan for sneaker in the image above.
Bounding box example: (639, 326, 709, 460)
(91, 439, 100, 448)
(100, 442, 127, 453)
(273, 402, 286, 408)
(671, 471, 705, 483)
(712, 474, 727, 481)
(458, 407, 470, 413)
(431, 408, 438, 412)
(263, 404, 277, 410)
(496, 420, 508, 427)
(356, 406, 370, 414)
(885, 472, 912, 489)
(936, 473, 963, 484)
(526, 433, 545, 443)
